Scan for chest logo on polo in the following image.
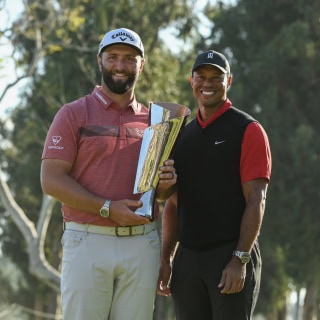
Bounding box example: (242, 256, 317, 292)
(214, 140, 226, 145)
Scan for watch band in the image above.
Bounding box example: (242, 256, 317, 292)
(99, 199, 111, 218)
(232, 250, 251, 264)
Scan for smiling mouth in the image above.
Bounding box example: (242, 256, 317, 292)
(201, 90, 215, 96)
(113, 72, 129, 78)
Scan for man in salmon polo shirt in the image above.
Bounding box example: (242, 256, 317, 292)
(157, 50, 272, 320)
(41, 27, 176, 320)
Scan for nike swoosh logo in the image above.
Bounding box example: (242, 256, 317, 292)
(214, 140, 226, 145)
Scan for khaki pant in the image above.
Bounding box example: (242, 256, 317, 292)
(61, 228, 160, 320)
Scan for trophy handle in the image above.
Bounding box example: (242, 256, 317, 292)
(135, 189, 156, 220)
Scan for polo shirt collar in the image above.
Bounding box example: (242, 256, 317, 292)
(93, 86, 141, 113)
(197, 98, 232, 128)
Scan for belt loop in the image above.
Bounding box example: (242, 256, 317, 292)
(115, 227, 121, 237)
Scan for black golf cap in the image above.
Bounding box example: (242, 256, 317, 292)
(192, 50, 230, 74)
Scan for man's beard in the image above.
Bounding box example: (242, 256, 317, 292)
(101, 65, 137, 94)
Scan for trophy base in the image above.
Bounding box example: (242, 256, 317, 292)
(135, 190, 155, 220)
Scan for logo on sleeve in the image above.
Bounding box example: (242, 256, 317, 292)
(52, 136, 61, 145)
(48, 136, 64, 150)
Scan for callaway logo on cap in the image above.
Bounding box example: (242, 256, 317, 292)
(192, 50, 230, 74)
(98, 28, 144, 57)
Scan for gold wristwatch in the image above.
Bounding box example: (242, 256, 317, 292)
(232, 250, 251, 264)
(99, 200, 111, 218)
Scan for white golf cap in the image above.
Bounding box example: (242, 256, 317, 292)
(98, 28, 144, 57)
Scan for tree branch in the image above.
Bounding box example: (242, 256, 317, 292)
(0, 166, 60, 291)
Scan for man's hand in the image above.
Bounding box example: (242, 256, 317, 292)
(156, 159, 177, 201)
(157, 260, 172, 296)
(218, 257, 246, 294)
(108, 199, 151, 226)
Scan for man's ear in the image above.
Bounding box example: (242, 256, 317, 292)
(97, 55, 102, 71)
(138, 58, 145, 75)
(189, 75, 193, 88)
(227, 75, 233, 88)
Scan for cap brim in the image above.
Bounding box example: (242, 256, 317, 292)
(98, 43, 144, 57)
(193, 63, 228, 73)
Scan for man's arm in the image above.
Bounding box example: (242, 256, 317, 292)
(218, 178, 268, 294)
(235, 178, 268, 252)
(40, 158, 151, 226)
(157, 191, 179, 296)
(41, 158, 104, 213)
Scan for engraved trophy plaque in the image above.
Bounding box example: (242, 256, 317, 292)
(133, 102, 191, 220)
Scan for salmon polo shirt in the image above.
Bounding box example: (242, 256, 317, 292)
(42, 86, 150, 226)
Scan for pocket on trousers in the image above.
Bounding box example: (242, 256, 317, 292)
(61, 230, 86, 249)
(145, 230, 160, 249)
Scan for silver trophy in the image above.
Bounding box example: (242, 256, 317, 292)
(133, 102, 191, 220)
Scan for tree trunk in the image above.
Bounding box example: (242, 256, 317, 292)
(0, 171, 60, 291)
(277, 302, 287, 320)
(303, 280, 317, 320)
(293, 289, 302, 320)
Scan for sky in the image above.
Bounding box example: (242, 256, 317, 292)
(0, 0, 26, 118)
(0, 0, 235, 118)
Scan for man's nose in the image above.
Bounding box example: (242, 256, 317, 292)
(114, 58, 126, 70)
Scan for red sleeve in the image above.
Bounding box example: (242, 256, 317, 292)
(240, 122, 272, 184)
(41, 104, 80, 163)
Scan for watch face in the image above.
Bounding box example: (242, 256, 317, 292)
(233, 251, 251, 264)
(100, 208, 109, 218)
(240, 253, 251, 263)
(99, 200, 111, 218)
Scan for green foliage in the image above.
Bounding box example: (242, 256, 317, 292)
(0, 255, 27, 302)
(255, 245, 289, 315)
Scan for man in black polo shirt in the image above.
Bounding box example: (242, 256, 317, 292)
(157, 50, 272, 320)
